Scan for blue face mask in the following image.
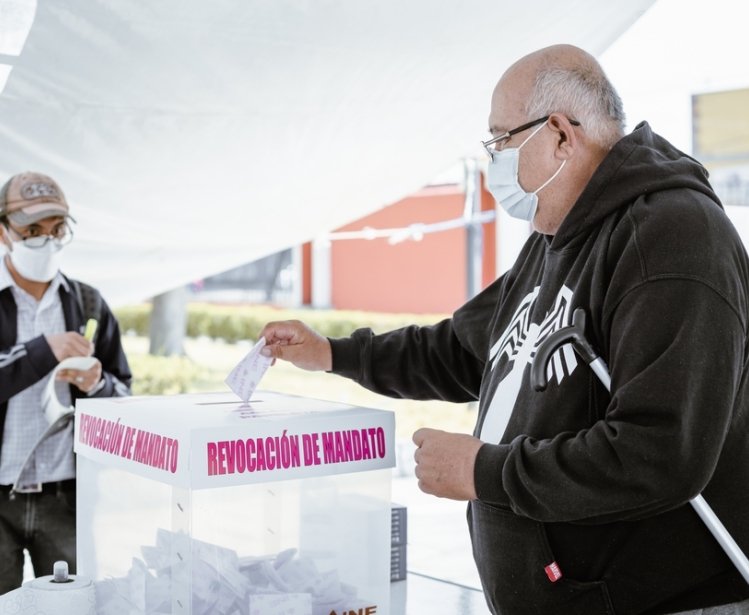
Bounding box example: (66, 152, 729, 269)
(486, 121, 566, 222)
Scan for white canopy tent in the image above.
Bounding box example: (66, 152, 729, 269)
(0, 0, 654, 306)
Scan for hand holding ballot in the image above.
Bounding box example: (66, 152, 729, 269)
(46, 318, 101, 393)
(45, 330, 94, 362)
(44, 355, 102, 423)
(225, 337, 274, 403)
(55, 356, 102, 394)
(259, 320, 332, 372)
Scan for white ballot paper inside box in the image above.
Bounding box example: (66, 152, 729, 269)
(225, 337, 273, 403)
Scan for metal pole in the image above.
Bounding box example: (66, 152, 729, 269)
(463, 158, 483, 300)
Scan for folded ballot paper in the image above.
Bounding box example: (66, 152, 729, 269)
(43, 355, 99, 423)
(93, 530, 367, 615)
(225, 338, 273, 403)
(42, 320, 99, 423)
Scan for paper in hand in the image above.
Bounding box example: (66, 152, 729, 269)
(225, 337, 273, 403)
(43, 355, 98, 424)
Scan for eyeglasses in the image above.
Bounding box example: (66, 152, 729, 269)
(482, 115, 581, 160)
(5, 221, 74, 248)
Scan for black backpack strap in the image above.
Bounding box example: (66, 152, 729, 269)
(70, 280, 103, 342)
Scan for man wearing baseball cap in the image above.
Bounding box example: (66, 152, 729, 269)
(0, 171, 132, 590)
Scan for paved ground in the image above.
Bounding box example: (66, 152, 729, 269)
(390, 440, 491, 614)
(392, 439, 482, 589)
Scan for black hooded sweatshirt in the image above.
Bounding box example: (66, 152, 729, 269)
(330, 123, 749, 614)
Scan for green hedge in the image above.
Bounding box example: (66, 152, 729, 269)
(115, 303, 448, 344)
(127, 353, 205, 396)
(117, 303, 450, 395)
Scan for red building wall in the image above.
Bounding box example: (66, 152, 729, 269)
(325, 181, 495, 314)
(480, 178, 496, 290)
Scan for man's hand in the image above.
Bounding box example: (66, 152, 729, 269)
(57, 359, 103, 394)
(259, 320, 332, 371)
(413, 428, 483, 501)
(45, 332, 93, 362)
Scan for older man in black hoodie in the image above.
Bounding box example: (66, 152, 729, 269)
(259, 45, 749, 614)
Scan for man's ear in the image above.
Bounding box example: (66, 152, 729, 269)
(548, 113, 577, 159)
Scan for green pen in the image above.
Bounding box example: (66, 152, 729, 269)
(84, 318, 98, 342)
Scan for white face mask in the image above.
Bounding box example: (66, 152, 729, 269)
(8, 238, 64, 282)
(486, 121, 566, 223)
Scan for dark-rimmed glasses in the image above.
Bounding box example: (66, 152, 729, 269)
(482, 116, 581, 160)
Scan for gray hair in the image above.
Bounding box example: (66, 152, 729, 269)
(525, 65, 625, 149)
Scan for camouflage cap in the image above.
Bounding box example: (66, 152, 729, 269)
(0, 171, 73, 225)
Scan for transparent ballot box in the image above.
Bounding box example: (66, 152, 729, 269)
(75, 391, 395, 615)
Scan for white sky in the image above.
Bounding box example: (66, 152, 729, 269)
(600, 0, 749, 153)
